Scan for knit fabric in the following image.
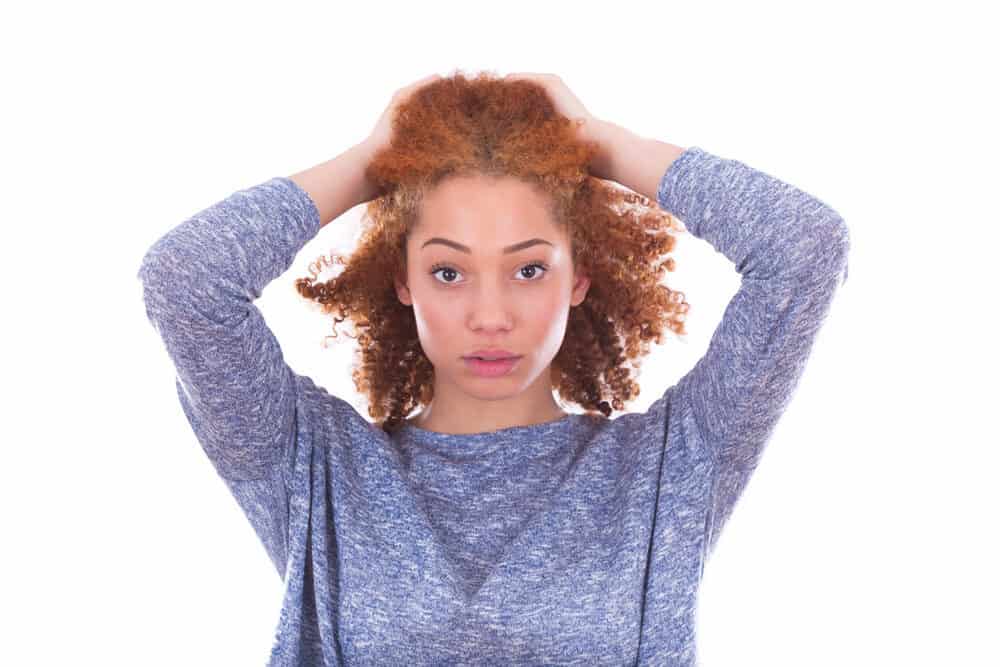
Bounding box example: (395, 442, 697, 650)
(137, 145, 850, 665)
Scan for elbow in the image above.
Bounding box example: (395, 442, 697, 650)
(784, 214, 851, 286)
(826, 216, 851, 286)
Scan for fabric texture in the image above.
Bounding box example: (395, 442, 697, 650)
(137, 145, 850, 665)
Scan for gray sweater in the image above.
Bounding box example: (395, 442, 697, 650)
(137, 145, 850, 665)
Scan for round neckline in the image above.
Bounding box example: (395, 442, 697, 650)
(396, 412, 580, 459)
(401, 411, 576, 436)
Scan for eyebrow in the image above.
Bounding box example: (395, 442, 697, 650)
(420, 238, 554, 254)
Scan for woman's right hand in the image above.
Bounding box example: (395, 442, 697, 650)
(361, 73, 442, 158)
(292, 75, 442, 212)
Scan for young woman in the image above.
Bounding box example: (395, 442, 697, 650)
(137, 71, 850, 665)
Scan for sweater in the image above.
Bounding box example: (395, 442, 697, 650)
(136, 145, 850, 665)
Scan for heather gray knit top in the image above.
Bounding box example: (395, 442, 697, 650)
(137, 145, 850, 665)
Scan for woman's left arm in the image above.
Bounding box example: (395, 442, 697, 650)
(503, 73, 851, 556)
(599, 130, 851, 558)
(585, 119, 687, 201)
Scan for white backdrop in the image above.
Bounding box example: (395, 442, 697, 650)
(3, 0, 996, 664)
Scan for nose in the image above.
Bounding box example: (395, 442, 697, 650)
(468, 301, 513, 333)
(468, 281, 514, 332)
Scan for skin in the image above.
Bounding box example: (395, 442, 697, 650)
(291, 73, 684, 434)
(394, 173, 591, 435)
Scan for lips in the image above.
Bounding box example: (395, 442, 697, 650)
(464, 355, 521, 378)
(464, 348, 520, 361)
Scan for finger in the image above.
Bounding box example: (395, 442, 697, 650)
(410, 73, 441, 88)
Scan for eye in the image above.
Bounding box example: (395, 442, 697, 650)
(428, 262, 550, 285)
(516, 263, 548, 281)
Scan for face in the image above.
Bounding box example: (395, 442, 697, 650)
(394, 174, 590, 410)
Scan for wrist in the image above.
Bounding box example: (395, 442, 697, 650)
(583, 119, 637, 182)
(586, 120, 687, 203)
(348, 140, 380, 204)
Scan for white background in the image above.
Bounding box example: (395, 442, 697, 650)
(2, 0, 996, 664)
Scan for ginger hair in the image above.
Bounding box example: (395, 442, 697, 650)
(294, 70, 690, 435)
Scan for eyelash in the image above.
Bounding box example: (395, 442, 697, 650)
(428, 261, 550, 285)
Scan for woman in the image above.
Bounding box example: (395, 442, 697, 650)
(137, 70, 850, 665)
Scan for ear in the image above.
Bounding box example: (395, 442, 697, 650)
(395, 272, 413, 306)
(570, 271, 590, 307)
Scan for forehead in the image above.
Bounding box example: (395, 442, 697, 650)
(415, 174, 559, 244)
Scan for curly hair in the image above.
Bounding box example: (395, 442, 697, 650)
(294, 70, 690, 436)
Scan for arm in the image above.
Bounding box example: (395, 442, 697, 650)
(137, 178, 316, 482)
(600, 125, 851, 557)
(137, 145, 372, 480)
(136, 147, 372, 574)
(586, 120, 687, 204)
(289, 140, 379, 227)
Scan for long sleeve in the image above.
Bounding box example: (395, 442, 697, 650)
(656, 146, 850, 558)
(136, 176, 322, 483)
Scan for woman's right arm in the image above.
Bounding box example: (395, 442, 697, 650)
(136, 142, 373, 482)
(289, 140, 379, 228)
(136, 144, 376, 575)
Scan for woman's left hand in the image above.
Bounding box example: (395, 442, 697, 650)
(504, 72, 615, 180)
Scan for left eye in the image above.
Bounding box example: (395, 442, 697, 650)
(429, 262, 549, 284)
(516, 263, 548, 280)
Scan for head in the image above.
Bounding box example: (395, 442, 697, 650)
(392, 172, 590, 427)
(295, 70, 690, 435)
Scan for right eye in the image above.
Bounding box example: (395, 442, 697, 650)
(429, 263, 462, 284)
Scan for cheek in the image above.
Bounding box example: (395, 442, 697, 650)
(532, 295, 571, 350)
(410, 294, 455, 357)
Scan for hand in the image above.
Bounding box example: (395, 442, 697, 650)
(362, 73, 443, 156)
(504, 72, 614, 179)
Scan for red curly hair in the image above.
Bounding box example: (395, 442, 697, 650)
(294, 70, 690, 435)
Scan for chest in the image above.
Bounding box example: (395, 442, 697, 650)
(322, 425, 710, 664)
(335, 498, 649, 664)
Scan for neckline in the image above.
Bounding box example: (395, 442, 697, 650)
(396, 412, 580, 459)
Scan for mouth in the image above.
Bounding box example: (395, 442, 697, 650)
(465, 356, 520, 361)
(462, 349, 522, 361)
(463, 356, 522, 377)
